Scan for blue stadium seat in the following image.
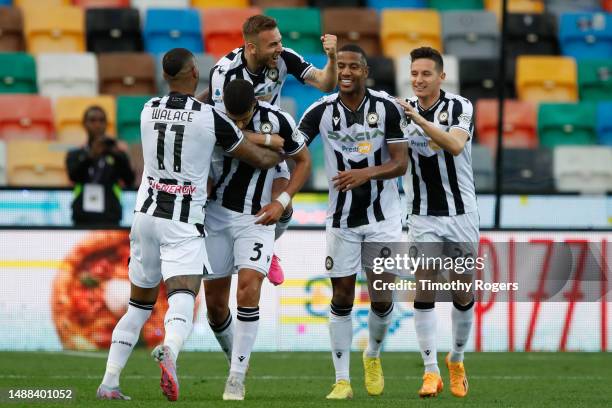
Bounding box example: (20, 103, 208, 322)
(559, 12, 612, 59)
(282, 53, 327, 119)
(143, 8, 203, 54)
(0, 0, 12, 5)
(366, 0, 427, 13)
(596, 101, 612, 145)
(545, 0, 602, 16)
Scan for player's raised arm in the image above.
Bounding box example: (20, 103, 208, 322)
(303, 34, 338, 92)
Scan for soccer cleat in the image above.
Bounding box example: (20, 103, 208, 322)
(418, 372, 443, 398)
(152, 345, 179, 401)
(362, 352, 384, 396)
(326, 380, 353, 400)
(267, 254, 285, 286)
(446, 353, 469, 397)
(223, 375, 245, 400)
(96, 384, 131, 400)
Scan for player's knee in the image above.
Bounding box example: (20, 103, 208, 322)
(206, 303, 230, 324)
(236, 276, 263, 306)
(452, 293, 475, 309)
(371, 301, 393, 315)
(414, 301, 435, 310)
(165, 274, 202, 295)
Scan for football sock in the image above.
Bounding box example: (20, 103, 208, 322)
(414, 303, 439, 374)
(102, 300, 153, 388)
(230, 306, 260, 382)
(274, 208, 293, 240)
(450, 299, 475, 363)
(208, 310, 234, 364)
(365, 303, 394, 358)
(329, 303, 353, 383)
(163, 291, 195, 364)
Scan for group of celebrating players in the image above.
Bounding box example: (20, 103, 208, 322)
(95, 13, 479, 403)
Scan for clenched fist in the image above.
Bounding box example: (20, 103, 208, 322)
(321, 34, 337, 59)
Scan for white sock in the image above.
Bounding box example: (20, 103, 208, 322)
(329, 303, 353, 383)
(209, 311, 234, 364)
(365, 304, 394, 358)
(274, 208, 292, 240)
(414, 304, 439, 374)
(450, 299, 474, 363)
(102, 300, 153, 388)
(230, 306, 259, 381)
(163, 291, 195, 363)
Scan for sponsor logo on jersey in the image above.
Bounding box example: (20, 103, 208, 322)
(148, 179, 197, 195)
(328, 129, 384, 142)
(438, 110, 449, 123)
(341, 142, 371, 154)
(366, 112, 379, 125)
(260, 121, 273, 134)
(267, 68, 279, 81)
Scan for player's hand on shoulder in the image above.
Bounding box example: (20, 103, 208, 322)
(332, 168, 371, 193)
(254, 201, 285, 226)
(321, 34, 337, 59)
(396, 98, 426, 127)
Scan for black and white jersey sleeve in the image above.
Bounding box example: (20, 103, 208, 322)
(271, 108, 306, 155)
(449, 95, 473, 139)
(211, 108, 244, 152)
(298, 98, 328, 145)
(282, 48, 314, 84)
(382, 98, 409, 143)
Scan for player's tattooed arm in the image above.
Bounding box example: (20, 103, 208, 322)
(229, 138, 282, 169)
(242, 131, 285, 152)
(304, 34, 338, 92)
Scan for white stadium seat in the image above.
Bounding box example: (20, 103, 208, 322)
(36, 53, 98, 99)
(553, 146, 612, 193)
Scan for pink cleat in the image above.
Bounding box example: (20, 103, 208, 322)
(268, 254, 285, 286)
(96, 384, 131, 400)
(151, 345, 179, 401)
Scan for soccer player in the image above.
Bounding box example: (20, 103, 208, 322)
(203, 79, 311, 400)
(397, 47, 479, 398)
(96, 48, 281, 402)
(298, 45, 409, 400)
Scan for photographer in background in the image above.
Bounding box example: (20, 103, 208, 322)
(66, 106, 135, 226)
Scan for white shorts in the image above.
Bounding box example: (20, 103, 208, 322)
(203, 202, 275, 279)
(326, 217, 404, 278)
(128, 212, 211, 289)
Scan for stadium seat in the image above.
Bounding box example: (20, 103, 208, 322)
(366, 0, 427, 13)
(506, 13, 559, 60)
(475, 99, 538, 152)
(605, 0, 612, 12)
(282, 53, 326, 118)
(431, 0, 484, 11)
(143, 8, 203, 54)
(0, 0, 10, 5)
(130, 0, 189, 16)
(471, 143, 494, 191)
(0, 95, 54, 141)
(459, 58, 515, 103)
(366, 56, 396, 95)
(311, 0, 362, 7)
(322, 8, 380, 56)
(577, 59, 612, 101)
(0, 141, 6, 185)
(117, 95, 151, 144)
(0, 53, 37, 94)
(192, 0, 249, 7)
(553, 146, 612, 192)
(22, 6, 85, 53)
(253, 1, 307, 7)
(0, 7, 25, 52)
(538, 102, 597, 147)
(36, 53, 98, 98)
(486, 0, 544, 21)
(442, 11, 499, 59)
(201, 8, 261, 58)
(14, 0, 70, 7)
(98, 52, 156, 95)
(396, 54, 459, 98)
(6, 140, 69, 186)
(545, 0, 603, 15)
(558, 12, 612, 59)
(85, 8, 143, 53)
(265, 8, 321, 55)
(597, 102, 612, 145)
(74, 0, 131, 6)
(54, 96, 116, 144)
(516, 56, 577, 102)
(157, 53, 215, 96)
(381, 9, 442, 59)
(501, 148, 555, 193)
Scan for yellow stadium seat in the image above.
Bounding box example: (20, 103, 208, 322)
(54, 96, 116, 145)
(485, 0, 543, 22)
(7, 140, 70, 186)
(23, 6, 85, 53)
(14, 0, 71, 7)
(381, 9, 442, 59)
(516, 56, 578, 102)
(191, 0, 248, 7)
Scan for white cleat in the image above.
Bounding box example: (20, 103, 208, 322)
(96, 384, 131, 400)
(222, 375, 245, 401)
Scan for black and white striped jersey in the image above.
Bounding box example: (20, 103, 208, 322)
(134, 92, 244, 225)
(403, 90, 477, 216)
(298, 88, 409, 229)
(208, 47, 313, 109)
(210, 100, 306, 215)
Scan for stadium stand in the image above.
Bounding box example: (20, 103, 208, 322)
(366, 56, 396, 95)
(54, 96, 116, 144)
(74, 0, 131, 7)
(476, 99, 538, 151)
(282, 53, 326, 118)
(143, 8, 203, 54)
(36, 53, 98, 98)
(201, 7, 261, 58)
(460, 58, 515, 102)
(192, 0, 249, 7)
(431, 0, 484, 11)
(312, 0, 362, 7)
(366, 0, 427, 13)
(553, 145, 612, 192)
(116, 95, 152, 144)
(596, 101, 612, 145)
(577, 59, 612, 100)
(98, 52, 156, 95)
(558, 12, 612, 59)
(516, 55, 578, 102)
(381, 9, 442, 58)
(506, 12, 559, 60)
(486, 0, 545, 21)
(0, 141, 5, 185)
(538, 102, 598, 147)
(0, 7, 25, 52)
(22, 6, 85, 54)
(156, 52, 214, 96)
(85, 7, 143, 53)
(605, 0, 612, 12)
(441, 11, 499, 59)
(130, 0, 190, 16)
(265, 7, 322, 54)
(396, 54, 459, 98)
(322, 7, 381, 56)
(0, 52, 37, 94)
(501, 147, 555, 193)
(545, 0, 604, 15)
(252, 0, 307, 7)
(6, 140, 68, 187)
(0, 95, 54, 141)
(471, 143, 495, 191)
(15, 0, 71, 7)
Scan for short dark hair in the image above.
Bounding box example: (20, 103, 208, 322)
(162, 48, 194, 77)
(338, 44, 368, 65)
(243, 15, 277, 40)
(223, 79, 255, 115)
(410, 47, 444, 72)
(82, 105, 106, 123)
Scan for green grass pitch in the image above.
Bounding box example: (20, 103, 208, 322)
(0, 351, 611, 407)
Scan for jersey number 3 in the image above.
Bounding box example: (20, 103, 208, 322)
(155, 123, 185, 173)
